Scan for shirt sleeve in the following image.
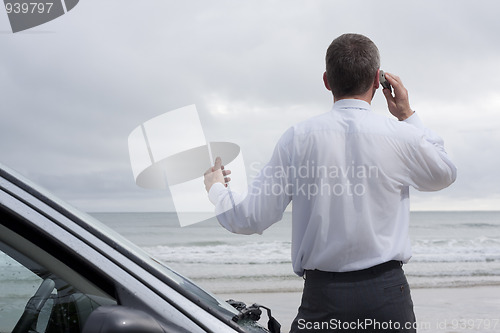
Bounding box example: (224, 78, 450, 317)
(207, 128, 294, 235)
(402, 112, 457, 191)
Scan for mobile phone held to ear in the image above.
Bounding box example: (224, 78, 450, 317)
(379, 70, 392, 92)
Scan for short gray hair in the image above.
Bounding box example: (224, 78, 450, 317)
(325, 34, 380, 98)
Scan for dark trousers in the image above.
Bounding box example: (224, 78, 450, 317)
(290, 261, 416, 333)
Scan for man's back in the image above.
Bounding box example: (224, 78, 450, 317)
(279, 99, 456, 274)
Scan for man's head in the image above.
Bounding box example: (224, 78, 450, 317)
(324, 33, 380, 100)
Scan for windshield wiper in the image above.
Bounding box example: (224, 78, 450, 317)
(227, 299, 282, 333)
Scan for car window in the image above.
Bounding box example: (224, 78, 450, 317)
(0, 226, 116, 333)
(0, 251, 44, 332)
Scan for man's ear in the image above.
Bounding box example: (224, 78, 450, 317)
(323, 72, 331, 91)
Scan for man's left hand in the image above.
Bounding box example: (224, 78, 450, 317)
(382, 72, 414, 121)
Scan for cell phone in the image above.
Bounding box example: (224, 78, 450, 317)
(379, 70, 392, 92)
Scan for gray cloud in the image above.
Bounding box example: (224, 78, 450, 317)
(1, 0, 499, 212)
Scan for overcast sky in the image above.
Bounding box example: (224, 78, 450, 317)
(1, 0, 499, 213)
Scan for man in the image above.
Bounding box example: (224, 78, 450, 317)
(204, 33, 456, 332)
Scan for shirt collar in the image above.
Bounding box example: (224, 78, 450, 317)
(333, 99, 371, 112)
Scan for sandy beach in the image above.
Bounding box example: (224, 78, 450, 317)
(216, 286, 500, 332)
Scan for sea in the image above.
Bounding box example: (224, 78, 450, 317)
(91, 211, 500, 294)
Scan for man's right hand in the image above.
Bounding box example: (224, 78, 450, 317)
(204, 157, 231, 193)
(382, 73, 414, 121)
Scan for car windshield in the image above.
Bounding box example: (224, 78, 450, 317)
(0, 165, 241, 325)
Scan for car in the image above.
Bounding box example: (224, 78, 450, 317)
(0, 163, 279, 333)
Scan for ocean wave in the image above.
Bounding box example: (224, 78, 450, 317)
(411, 237, 500, 263)
(142, 236, 500, 266)
(462, 223, 500, 228)
(144, 241, 292, 265)
(411, 253, 500, 263)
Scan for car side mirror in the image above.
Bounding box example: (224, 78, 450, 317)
(82, 305, 166, 333)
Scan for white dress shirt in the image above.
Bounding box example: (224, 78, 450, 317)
(209, 99, 457, 276)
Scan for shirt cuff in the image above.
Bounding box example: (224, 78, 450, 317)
(402, 111, 425, 130)
(208, 182, 227, 205)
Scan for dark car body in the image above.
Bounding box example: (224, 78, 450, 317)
(0, 164, 270, 333)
